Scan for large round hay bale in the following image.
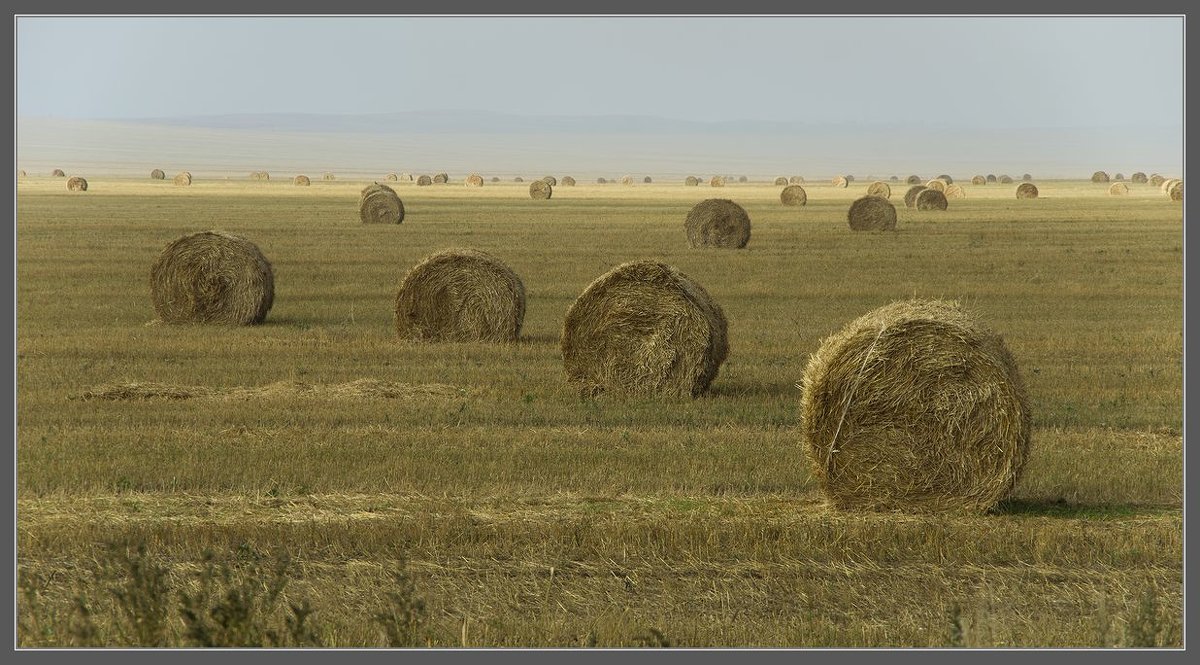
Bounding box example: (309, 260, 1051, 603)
(791, 176, 805, 184)
(1091, 171, 1110, 183)
(1022, 174, 1033, 182)
(173, 172, 192, 186)
(432, 173, 448, 184)
(149, 231, 274, 326)
(866, 181, 891, 199)
(915, 189, 949, 211)
(999, 175, 1013, 184)
(561, 176, 576, 186)
(394, 248, 525, 343)
(542, 176, 558, 187)
(906, 175, 921, 185)
(944, 184, 966, 199)
(971, 175, 986, 185)
(385, 173, 399, 182)
(1131, 172, 1148, 184)
(293, 175, 311, 186)
(685, 176, 700, 186)
(903, 185, 928, 208)
(620, 175, 634, 185)
(323, 173, 336, 181)
(986, 174, 997, 183)
(1015, 183, 1039, 199)
(685, 199, 751, 248)
(1113, 173, 1125, 181)
(51, 169, 65, 177)
(644, 176, 653, 184)
(847, 195, 897, 231)
(780, 184, 808, 206)
(1160, 178, 1181, 194)
(710, 176, 726, 187)
(1150, 174, 1165, 187)
(924, 179, 947, 193)
(66, 176, 88, 192)
(1169, 180, 1183, 202)
(150, 169, 165, 180)
(1109, 182, 1129, 196)
(417, 175, 433, 186)
(832, 176, 848, 188)
(529, 179, 553, 200)
(936, 174, 954, 185)
(799, 299, 1030, 513)
(359, 183, 405, 224)
(465, 174, 484, 187)
(561, 260, 728, 398)
(774, 176, 789, 186)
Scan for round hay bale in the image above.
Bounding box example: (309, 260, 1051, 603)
(1131, 172, 1148, 184)
(66, 176, 88, 192)
(1160, 178, 1181, 194)
(249, 171, 270, 181)
(514, 176, 524, 183)
(529, 179, 553, 200)
(417, 175, 433, 186)
(399, 173, 413, 182)
(737, 176, 747, 183)
(925, 179, 948, 193)
(359, 183, 405, 224)
(866, 181, 891, 199)
(644, 176, 653, 184)
(491, 176, 501, 183)
(51, 169, 65, 177)
(903, 185, 928, 208)
(888, 176, 899, 182)
(780, 184, 808, 206)
(986, 174, 997, 183)
(1015, 183, 1039, 199)
(1022, 174, 1032, 182)
(620, 175, 634, 185)
(149, 230, 274, 325)
(1108, 182, 1129, 196)
(173, 172, 192, 187)
(944, 184, 966, 199)
(971, 175, 986, 185)
(847, 196, 897, 231)
(937, 174, 954, 184)
(710, 176, 726, 187)
(465, 174, 484, 187)
(915, 189, 949, 211)
(385, 173, 399, 181)
(685, 199, 751, 248)
(799, 299, 1030, 513)
(150, 169, 165, 180)
(832, 176, 848, 188)
(394, 248, 525, 343)
(1091, 171, 1110, 183)
(685, 176, 700, 186)
(561, 176, 576, 186)
(323, 173, 336, 181)
(18, 169, 26, 178)
(598, 177, 609, 184)
(906, 175, 921, 185)
(561, 260, 728, 398)
(1113, 173, 1125, 181)
(542, 176, 558, 187)
(845, 175, 855, 183)
(999, 175, 1014, 184)
(774, 176, 789, 186)
(432, 173, 448, 184)
(1150, 174, 1165, 187)
(293, 175, 311, 186)
(791, 176, 806, 184)
(1169, 181, 1183, 202)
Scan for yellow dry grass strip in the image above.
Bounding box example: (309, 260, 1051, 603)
(75, 379, 469, 402)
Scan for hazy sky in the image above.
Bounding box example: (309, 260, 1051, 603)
(17, 16, 1183, 127)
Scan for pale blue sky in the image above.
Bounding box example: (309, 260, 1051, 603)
(17, 16, 1183, 127)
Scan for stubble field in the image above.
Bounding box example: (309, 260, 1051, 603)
(15, 175, 1183, 647)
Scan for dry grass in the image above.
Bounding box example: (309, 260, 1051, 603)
(78, 379, 468, 401)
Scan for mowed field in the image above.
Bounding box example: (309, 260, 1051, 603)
(16, 175, 1183, 647)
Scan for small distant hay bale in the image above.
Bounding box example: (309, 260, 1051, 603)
(710, 176, 726, 187)
(903, 185, 928, 208)
(915, 189, 948, 211)
(867, 181, 891, 199)
(774, 176, 789, 186)
(685, 199, 751, 248)
(359, 183, 405, 224)
(491, 176, 501, 183)
(149, 230, 274, 325)
(1022, 174, 1032, 182)
(791, 176, 805, 184)
(620, 175, 634, 185)
(644, 176, 653, 184)
(999, 175, 1013, 184)
(1108, 182, 1129, 196)
(1114, 173, 1125, 181)
(465, 174, 484, 187)
(293, 175, 311, 186)
(1149, 174, 1165, 187)
(1015, 183, 1039, 199)
(924, 179, 947, 193)
(529, 180, 553, 200)
(514, 177, 525, 183)
(18, 169, 26, 178)
(832, 176, 848, 188)
(323, 173, 336, 181)
(598, 177, 609, 184)
(971, 175, 986, 185)
(944, 184, 966, 199)
(1160, 178, 1181, 194)
(173, 172, 192, 186)
(986, 174, 997, 183)
(250, 171, 270, 181)
(1131, 172, 1148, 184)
(799, 299, 1031, 513)
(685, 176, 700, 186)
(888, 176, 899, 182)
(780, 185, 808, 206)
(738, 176, 749, 183)
(845, 175, 855, 183)
(394, 248, 525, 343)
(1091, 171, 1110, 183)
(385, 173, 399, 182)
(51, 169, 65, 177)
(937, 174, 954, 184)
(399, 173, 414, 182)
(433, 173, 449, 184)
(906, 175, 921, 185)
(847, 195, 897, 231)
(1169, 181, 1183, 201)
(561, 260, 728, 398)
(417, 175, 433, 186)
(542, 176, 558, 187)
(561, 176, 577, 186)
(66, 176, 88, 192)
(150, 169, 165, 180)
